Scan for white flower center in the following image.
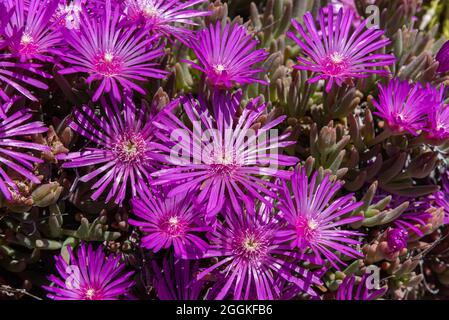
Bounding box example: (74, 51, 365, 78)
(330, 52, 344, 64)
(85, 288, 95, 299)
(144, 5, 158, 16)
(243, 235, 261, 252)
(214, 64, 226, 73)
(104, 52, 114, 63)
(20, 33, 33, 45)
(308, 219, 318, 230)
(168, 216, 179, 226)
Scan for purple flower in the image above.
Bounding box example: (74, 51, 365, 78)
(58, 0, 168, 101)
(123, 0, 211, 43)
(278, 167, 364, 269)
(185, 22, 268, 88)
(152, 91, 298, 223)
(43, 244, 134, 300)
(129, 184, 209, 258)
(394, 200, 432, 238)
(57, 96, 171, 205)
(196, 201, 322, 300)
(0, 3, 52, 102)
(386, 228, 408, 254)
(0, 107, 49, 200)
(434, 172, 449, 224)
(436, 40, 449, 73)
(330, 0, 363, 27)
(374, 192, 433, 238)
(53, 0, 84, 30)
(372, 79, 429, 135)
(2, 0, 62, 62)
(424, 84, 449, 141)
(151, 256, 205, 300)
(336, 274, 386, 300)
(287, 5, 395, 92)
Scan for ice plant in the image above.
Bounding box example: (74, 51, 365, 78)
(123, 0, 211, 43)
(2, 0, 62, 62)
(278, 167, 364, 268)
(53, 0, 83, 30)
(330, 0, 362, 27)
(372, 79, 429, 135)
(336, 274, 386, 300)
(151, 256, 205, 300)
(287, 5, 395, 92)
(394, 199, 432, 237)
(436, 40, 449, 73)
(0, 2, 52, 102)
(130, 184, 209, 258)
(185, 22, 268, 88)
(197, 201, 322, 300)
(424, 84, 449, 141)
(58, 0, 168, 101)
(43, 244, 134, 300)
(56, 96, 172, 205)
(152, 91, 298, 222)
(434, 173, 449, 225)
(0, 107, 49, 200)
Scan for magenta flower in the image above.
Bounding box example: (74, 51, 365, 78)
(0, 3, 52, 102)
(372, 79, 429, 135)
(424, 84, 449, 141)
(197, 202, 322, 300)
(53, 0, 83, 30)
(58, 0, 168, 101)
(330, 0, 362, 28)
(436, 40, 449, 73)
(130, 184, 209, 258)
(0, 107, 49, 200)
(185, 22, 268, 88)
(287, 5, 395, 92)
(278, 167, 364, 269)
(372, 192, 433, 237)
(57, 96, 172, 205)
(152, 91, 298, 223)
(336, 274, 386, 300)
(386, 228, 408, 254)
(2, 0, 62, 62)
(123, 0, 211, 43)
(152, 256, 205, 300)
(43, 244, 134, 300)
(434, 173, 449, 225)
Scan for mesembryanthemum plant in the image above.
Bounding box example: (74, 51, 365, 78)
(2, 0, 449, 302)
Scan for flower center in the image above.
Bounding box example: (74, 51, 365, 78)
(143, 4, 159, 17)
(436, 121, 449, 134)
(322, 52, 348, 76)
(208, 148, 238, 176)
(295, 216, 319, 242)
(389, 112, 410, 131)
(112, 132, 147, 164)
(209, 164, 237, 176)
(243, 236, 261, 252)
(83, 287, 102, 300)
(94, 51, 123, 77)
(330, 52, 344, 64)
(232, 229, 269, 265)
(18, 32, 39, 55)
(21, 33, 33, 45)
(213, 64, 226, 74)
(160, 215, 186, 237)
